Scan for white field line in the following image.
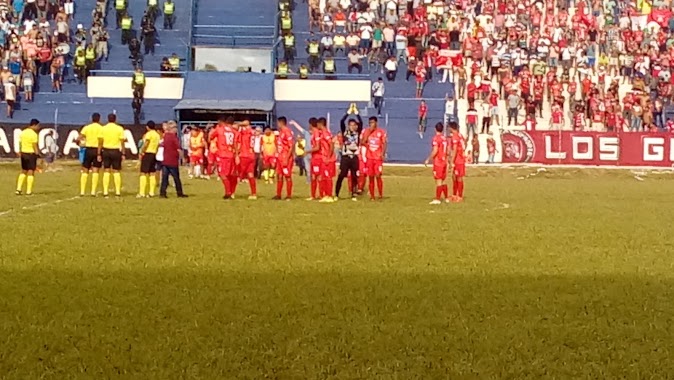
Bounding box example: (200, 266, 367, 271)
(0, 195, 80, 217)
(386, 163, 674, 171)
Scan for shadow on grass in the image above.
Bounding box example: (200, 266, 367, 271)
(0, 270, 672, 379)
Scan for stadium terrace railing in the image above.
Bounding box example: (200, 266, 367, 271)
(192, 25, 277, 47)
(276, 73, 372, 79)
(88, 70, 187, 78)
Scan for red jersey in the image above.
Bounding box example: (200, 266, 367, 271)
(432, 134, 449, 165)
(320, 129, 334, 161)
(276, 127, 294, 159)
(210, 124, 238, 158)
(487, 138, 496, 154)
(450, 131, 465, 165)
(364, 128, 387, 160)
(310, 129, 323, 159)
(238, 127, 255, 159)
(552, 109, 563, 123)
(418, 103, 427, 117)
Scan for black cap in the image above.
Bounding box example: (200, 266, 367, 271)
(30, 118, 40, 126)
(147, 120, 156, 129)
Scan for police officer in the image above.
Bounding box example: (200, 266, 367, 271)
(280, 11, 292, 34)
(132, 96, 143, 124)
(132, 67, 146, 102)
(283, 32, 295, 65)
(128, 37, 142, 67)
(298, 63, 309, 79)
(121, 11, 133, 45)
(276, 60, 290, 79)
(115, 0, 127, 29)
(323, 53, 336, 78)
(168, 53, 180, 71)
(147, 0, 159, 21)
(142, 20, 157, 55)
(163, 0, 175, 30)
(306, 33, 321, 73)
(335, 106, 363, 200)
(74, 49, 87, 84)
(85, 43, 96, 76)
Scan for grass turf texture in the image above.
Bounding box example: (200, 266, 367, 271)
(1, 163, 673, 379)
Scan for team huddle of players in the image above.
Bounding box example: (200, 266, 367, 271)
(187, 114, 466, 203)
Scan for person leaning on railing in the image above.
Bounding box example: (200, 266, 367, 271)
(276, 60, 291, 79)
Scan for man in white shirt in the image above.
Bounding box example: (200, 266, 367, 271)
(443, 94, 456, 126)
(371, 77, 385, 116)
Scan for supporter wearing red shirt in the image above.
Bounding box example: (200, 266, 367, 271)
(414, 62, 426, 98)
(209, 116, 239, 199)
(362, 116, 387, 200)
(237, 121, 257, 199)
(274, 117, 294, 200)
(466, 80, 477, 107)
(424, 122, 449, 204)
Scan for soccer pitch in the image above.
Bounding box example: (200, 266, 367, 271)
(1, 163, 673, 379)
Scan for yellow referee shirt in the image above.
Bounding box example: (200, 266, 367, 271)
(19, 128, 38, 154)
(101, 123, 126, 150)
(143, 130, 160, 154)
(80, 122, 103, 148)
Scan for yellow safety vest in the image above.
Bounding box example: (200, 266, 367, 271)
(134, 72, 146, 85)
(284, 35, 294, 47)
(76, 54, 86, 66)
(121, 17, 132, 30)
(295, 141, 305, 156)
(277, 64, 288, 75)
(308, 42, 319, 55)
(115, 0, 125, 10)
(85, 47, 96, 59)
(164, 2, 174, 14)
(169, 57, 180, 70)
(299, 67, 308, 78)
(324, 59, 335, 72)
(148, 0, 157, 5)
(281, 17, 291, 30)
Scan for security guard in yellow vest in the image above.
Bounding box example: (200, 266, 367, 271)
(168, 53, 180, 71)
(275, 60, 290, 79)
(121, 12, 133, 45)
(132, 67, 146, 101)
(163, 0, 175, 30)
(74, 49, 87, 84)
(85, 44, 96, 76)
(280, 12, 292, 34)
(115, 0, 127, 29)
(147, 0, 158, 19)
(306, 36, 320, 72)
(283, 32, 295, 65)
(323, 54, 336, 77)
(298, 64, 309, 79)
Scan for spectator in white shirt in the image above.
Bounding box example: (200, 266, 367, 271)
(371, 77, 385, 116)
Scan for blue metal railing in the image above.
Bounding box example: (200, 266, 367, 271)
(89, 70, 187, 77)
(192, 25, 277, 47)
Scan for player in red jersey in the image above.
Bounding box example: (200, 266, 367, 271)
(209, 116, 239, 199)
(317, 117, 337, 202)
(302, 118, 322, 200)
(424, 122, 450, 204)
(361, 116, 387, 200)
(448, 121, 466, 202)
(274, 117, 294, 200)
(236, 120, 258, 200)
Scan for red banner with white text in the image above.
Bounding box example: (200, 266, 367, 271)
(501, 131, 674, 167)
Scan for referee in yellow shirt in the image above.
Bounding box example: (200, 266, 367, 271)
(16, 119, 41, 195)
(78, 113, 104, 196)
(137, 121, 161, 198)
(98, 113, 126, 197)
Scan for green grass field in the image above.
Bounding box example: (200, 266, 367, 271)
(1, 162, 673, 379)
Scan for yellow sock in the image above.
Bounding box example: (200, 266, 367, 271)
(103, 172, 111, 195)
(139, 175, 147, 196)
(148, 175, 157, 196)
(26, 175, 34, 194)
(91, 172, 99, 195)
(80, 173, 89, 195)
(113, 172, 122, 195)
(263, 169, 269, 181)
(16, 173, 26, 192)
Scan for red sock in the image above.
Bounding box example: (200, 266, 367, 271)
(458, 180, 464, 197)
(452, 179, 459, 196)
(276, 178, 283, 197)
(442, 184, 448, 199)
(435, 185, 442, 200)
(286, 178, 293, 198)
(358, 175, 365, 191)
(311, 179, 318, 198)
(376, 176, 383, 198)
(324, 178, 333, 197)
(229, 176, 238, 195)
(249, 177, 257, 196)
(222, 177, 231, 196)
(368, 177, 375, 198)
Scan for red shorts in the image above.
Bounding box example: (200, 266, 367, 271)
(453, 163, 466, 178)
(366, 159, 383, 176)
(322, 161, 336, 178)
(433, 163, 447, 180)
(189, 155, 203, 165)
(262, 155, 277, 168)
(310, 157, 323, 177)
(276, 157, 294, 177)
(218, 157, 236, 177)
(239, 156, 256, 177)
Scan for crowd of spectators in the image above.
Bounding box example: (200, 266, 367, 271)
(281, 0, 674, 132)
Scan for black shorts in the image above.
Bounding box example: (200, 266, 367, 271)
(140, 153, 157, 173)
(82, 147, 103, 170)
(102, 148, 122, 170)
(20, 153, 38, 171)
